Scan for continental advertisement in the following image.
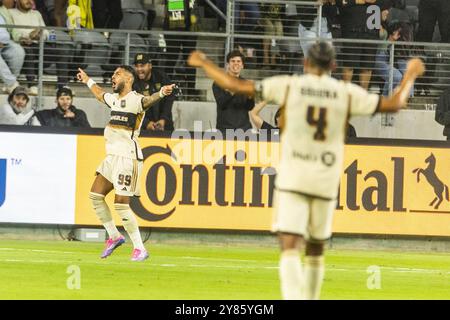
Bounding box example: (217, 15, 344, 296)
(75, 135, 450, 237)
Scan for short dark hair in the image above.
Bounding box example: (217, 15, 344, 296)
(226, 50, 245, 65)
(117, 65, 137, 83)
(56, 86, 73, 98)
(307, 42, 336, 71)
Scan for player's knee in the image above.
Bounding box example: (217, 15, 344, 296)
(279, 233, 304, 251)
(305, 241, 325, 256)
(114, 195, 130, 204)
(89, 192, 105, 208)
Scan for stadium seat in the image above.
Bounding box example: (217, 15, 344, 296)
(72, 30, 112, 77)
(101, 33, 150, 81)
(120, 10, 148, 30)
(43, 30, 76, 76)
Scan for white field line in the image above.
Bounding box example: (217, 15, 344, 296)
(0, 248, 75, 254)
(0, 257, 449, 275)
(181, 256, 264, 263)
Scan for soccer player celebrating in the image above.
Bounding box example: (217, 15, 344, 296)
(77, 66, 174, 261)
(188, 42, 424, 299)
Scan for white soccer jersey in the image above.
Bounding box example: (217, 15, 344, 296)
(103, 91, 146, 160)
(257, 74, 380, 200)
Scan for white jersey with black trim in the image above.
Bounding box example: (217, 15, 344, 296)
(103, 91, 146, 160)
(256, 74, 380, 200)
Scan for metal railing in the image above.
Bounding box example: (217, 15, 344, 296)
(0, 0, 449, 116)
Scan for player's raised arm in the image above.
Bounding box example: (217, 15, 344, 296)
(249, 101, 267, 129)
(379, 58, 425, 112)
(77, 68, 106, 103)
(142, 84, 176, 110)
(188, 50, 256, 97)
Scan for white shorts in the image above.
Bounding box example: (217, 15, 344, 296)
(96, 155, 143, 197)
(272, 190, 336, 242)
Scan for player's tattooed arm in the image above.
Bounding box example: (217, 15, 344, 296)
(142, 84, 175, 110)
(76, 68, 106, 103)
(188, 50, 255, 97)
(379, 58, 425, 112)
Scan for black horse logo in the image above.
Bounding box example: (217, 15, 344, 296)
(412, 153, 449, 209)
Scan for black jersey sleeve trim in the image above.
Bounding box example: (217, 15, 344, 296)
(103, 93, 112, 108)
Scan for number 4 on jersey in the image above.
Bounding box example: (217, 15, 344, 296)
(307, 106, 327, 141)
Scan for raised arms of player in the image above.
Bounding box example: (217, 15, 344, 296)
(378, 58, 425, 112)
(188, 51, 256, 97)
(77, 68, 107, 102)
(142, 84, 175, 110)
(77, 68, 175, 109)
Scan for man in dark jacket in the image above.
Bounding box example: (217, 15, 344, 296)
(213, 50, 255, 133)
(336, 0, 393, 90)
(163, 0, 198, 100)
(36, 86, 90, 127)
(133, 53, 175, 131)
(435, 87, 450, 140)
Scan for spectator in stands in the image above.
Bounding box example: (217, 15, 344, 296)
(213, 0, 226, 30)
(213, 50, 254, 132)
(375, 21, 413, 96)
(164, 0, 198, 100)
(0, 86, 40, 125)
(0, 0, 25, 94)
(68, 0, 94, 28)
(417, 0, 450, 43)
(133, 53, 175, 131)
(435, 87, 450, 141)
(260, 2, 283, 69)
(235, 2, 261, 33)
(337, 0, 392, 90)
(54, 0, 67, 27)
(92, 0, 122, 29)
(35, 86, 90, 127)
(10, 0, 72, 93)
(249, 101, 281, 133)
(298, 2, 336, 58)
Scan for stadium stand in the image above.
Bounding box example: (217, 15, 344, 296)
(0, 0, 449, 139)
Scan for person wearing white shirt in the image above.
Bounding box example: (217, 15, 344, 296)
(0, 1, 25, 94)
(10, 0, 70, 95)
(0, 86, 40, 125)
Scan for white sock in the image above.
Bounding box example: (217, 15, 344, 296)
(279, 249, 304, 300)
(304, 255, 325, 300)
(89, 192, 120, 240)
(114, 203, 145, 250)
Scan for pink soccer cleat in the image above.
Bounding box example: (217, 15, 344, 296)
(131, 248, 149, 262)
(101, 235, 125, 259)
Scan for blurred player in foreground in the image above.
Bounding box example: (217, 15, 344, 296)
(77, 66, 175, 261)
(188, 42, 424, 299)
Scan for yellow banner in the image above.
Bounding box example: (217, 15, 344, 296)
(75, 136, 450, 236)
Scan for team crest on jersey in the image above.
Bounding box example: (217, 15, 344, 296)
(120, 100, 126, 108)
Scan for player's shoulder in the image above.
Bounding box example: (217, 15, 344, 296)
(130, 91, 145, 99)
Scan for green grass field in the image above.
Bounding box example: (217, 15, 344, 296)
(0, 240, 449, 300)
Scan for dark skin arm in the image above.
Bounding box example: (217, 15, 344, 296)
(377, 59, 425, 112)
(77, 68, 175, 108)
(188, 50, 425, 114)
(188, 51, 255, 97)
